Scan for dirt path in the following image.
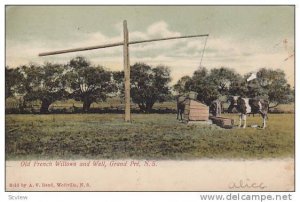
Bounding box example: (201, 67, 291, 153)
(6, 158, 294, 191)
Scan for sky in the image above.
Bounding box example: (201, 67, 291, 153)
(5, 6, 295, 85)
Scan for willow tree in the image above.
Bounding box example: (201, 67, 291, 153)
(18, 63, 67, 113)
(66, 56, 116, 112)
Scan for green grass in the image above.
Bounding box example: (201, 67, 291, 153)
(5, 97, 178, 111)
(6, 97, 294, 113)
(5, 113, 294, 160)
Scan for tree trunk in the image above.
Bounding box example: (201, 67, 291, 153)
(19, 98, 26, 114)
(146, 101, 155, 113)
(83, 97, 92, 113)
(40, 100, 51, 114)
(138, 103, 146, 112)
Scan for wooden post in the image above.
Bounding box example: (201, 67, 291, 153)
(123, 20, 131, 122)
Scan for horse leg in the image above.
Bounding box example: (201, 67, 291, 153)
(177, 109, 179, 120)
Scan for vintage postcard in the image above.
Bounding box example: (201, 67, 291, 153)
(5, 5, 294, 191)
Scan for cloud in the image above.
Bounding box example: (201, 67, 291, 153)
(73, 32, 122, 47)
(6, 20, 294, 85)
(147, 21, 181, 38)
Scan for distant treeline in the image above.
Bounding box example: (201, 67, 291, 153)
(6, 56, 294, 114)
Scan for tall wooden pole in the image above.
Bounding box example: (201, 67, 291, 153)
(123, 20, 131, 122)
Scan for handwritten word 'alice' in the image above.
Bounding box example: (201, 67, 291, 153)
(228, 178, 266, 190)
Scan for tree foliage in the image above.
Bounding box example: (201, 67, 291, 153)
(173, 75, 192, 95)
(208, 67, 243, 96)
(130, 63, 172, 112)
(66, 56, 116, 112)
(247, 68, 293, 107)
(112, 71, 124, 98)
(174, 66, 293, 107)
(17, 63, 67, 113)
(6, 56, 294, 114)
(5, 66, 23, 99)
(174, 67, 219, 105)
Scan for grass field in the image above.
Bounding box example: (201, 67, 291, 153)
(5, 113, 294, 160)
(6, 97, 295, 113)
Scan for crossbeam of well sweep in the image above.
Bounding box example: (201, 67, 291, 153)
(39, 34, 209, 56)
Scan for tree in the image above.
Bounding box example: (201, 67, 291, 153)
(130, 63, 172, 112)
(66, 56, 116, 112)
(228, 78, 248, 97)
(176, 67, 245, 105)
(5, 66, 23, 99)
(176, 66, 293, 108)
(173, 75, 192, 95)
(18, 63, 67, 113)
(207, 67, 243, 96)
(180, 67, 219, 105)
(112, 71, 124, 98)
(249, 68, 293, 108)
(244, 72, 267, 98)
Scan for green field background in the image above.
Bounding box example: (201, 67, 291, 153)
(6, 113, 294, 160)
